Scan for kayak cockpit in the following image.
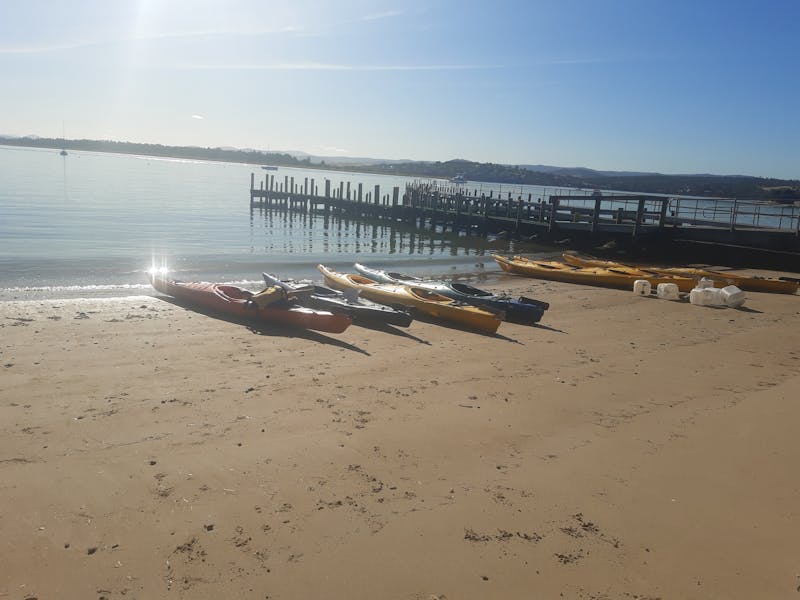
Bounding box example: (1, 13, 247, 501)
(450, 282, 493, 297)
(215, 285, 253, 302)
(408, 287, 452, 303)
(347, 274, 379, 285)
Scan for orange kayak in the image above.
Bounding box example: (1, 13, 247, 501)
(149, 273, 352, 333)
(562, 253, 799, 294)
(492, 255, 697, 292)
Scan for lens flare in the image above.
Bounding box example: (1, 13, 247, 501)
(148, 259, 169, 277)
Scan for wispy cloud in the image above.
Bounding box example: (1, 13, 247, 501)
(360, 10, 404, 22)
(0, 27, 303, 55)
(539, 57, 620, 65)
(0, 40, 107, 55)
(180, 62, 493, 72)
(191, 115, 204, 120)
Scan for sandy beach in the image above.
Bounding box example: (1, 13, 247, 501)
(1, 271, 799, 599)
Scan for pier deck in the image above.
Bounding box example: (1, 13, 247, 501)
(249, 173, 800, 257)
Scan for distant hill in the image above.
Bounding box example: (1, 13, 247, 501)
(354, 158, 800, 201)
(282, 151, 418, 167)
(1, 135, 798, 201)
(517, 164, 660, 178)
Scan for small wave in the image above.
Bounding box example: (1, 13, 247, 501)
(0, 279, 273, 302)
(3, 283, 153, 293)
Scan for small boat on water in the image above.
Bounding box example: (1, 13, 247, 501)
(492, 255, 698, 292)
(451, 173, 466, 184)
(149, 272, 352, 333)
(318, 265, 503, 334)
(353, 263, 549, 325)
(261, 165, 278, 171)
(262, 273, 413, 327)
(561, 253, 799, 295)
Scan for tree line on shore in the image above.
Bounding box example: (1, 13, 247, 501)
(3, 136, 798, 201)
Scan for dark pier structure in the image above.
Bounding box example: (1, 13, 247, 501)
(250, 173, 800, 269)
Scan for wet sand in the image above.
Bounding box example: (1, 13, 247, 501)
(1, 273, 799, 599)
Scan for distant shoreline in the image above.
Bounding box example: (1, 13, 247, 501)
(2, 136, 798, 200)
(0, 138, 464, 187)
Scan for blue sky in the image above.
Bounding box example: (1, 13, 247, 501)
(1, 0, 798, 179)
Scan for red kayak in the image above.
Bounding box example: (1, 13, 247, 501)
(149, 273, 352, 334)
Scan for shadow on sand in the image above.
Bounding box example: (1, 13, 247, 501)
(531, 322, 567, 334)
(353, 320, 433, 345)
(155, 296, 370, 355)
(410, 313, 523, 344)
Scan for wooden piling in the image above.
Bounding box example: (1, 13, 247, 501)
(633, 197, 646, 237)
(548, 198, 559, 232)
(591, 196, 602, 233)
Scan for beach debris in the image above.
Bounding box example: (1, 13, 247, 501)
(87, 546, 98, 555)
(464, 528, 534, 543)
(554, 550, 584, 564)
(464, 529, 492, 542)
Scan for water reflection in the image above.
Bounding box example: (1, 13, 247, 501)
(248, 204, 500, 260)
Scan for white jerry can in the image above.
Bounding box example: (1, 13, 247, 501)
(633, 279, 652, 296)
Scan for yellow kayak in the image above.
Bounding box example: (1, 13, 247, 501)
(318, 265, 503, 333)
(562, 253, 799, 295)
(492, 255, 697, 292)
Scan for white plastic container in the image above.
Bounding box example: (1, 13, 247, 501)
(689, 287, 708, 305)
(656, 282, 680, 300)
(720, 285, 746, 308)
(697, 277, 715, 289)
(706, 287, 725, 306)
(689, 286, 725, 306)
(633, 279, 652, 296)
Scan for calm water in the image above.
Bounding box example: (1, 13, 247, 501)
(0, 146, 553, 301)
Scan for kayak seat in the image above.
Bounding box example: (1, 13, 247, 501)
(251, 285, 288, 308)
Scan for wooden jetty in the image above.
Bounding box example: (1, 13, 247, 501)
(250, 173, 800, 260)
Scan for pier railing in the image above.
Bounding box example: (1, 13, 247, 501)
(250, 173, 800, 251)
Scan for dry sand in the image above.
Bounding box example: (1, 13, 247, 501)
(1, 273, 799, 599)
